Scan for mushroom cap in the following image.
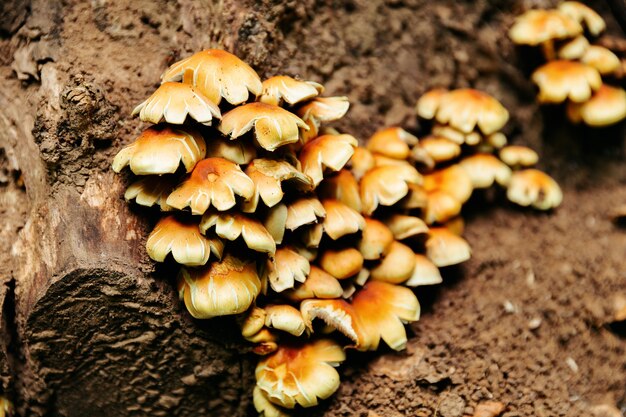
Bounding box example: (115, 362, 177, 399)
(348, 147, 376, 180)
(205, 137, 257, 165)
(299, 299, 365, 346)
(241, 307, 267, 338)
(264, 305, 307, 336)
(404, 254, 443, 287)
(426, 227, 472, 267)
(485, 132, 508, 149)
(431, 124, 466, 145)
(370, 241, 417, 284)
(259, 75, 324, 106)
(253, 386, 291, 417)
(358, 218, 394, 260)
(160, 49, 262, 105)
(416, 88, 448, 119)
(319, 247, 364, 279)
(558, 1, 606, 36)
(255, 338, 346, 408)
(177, 254, 261, 318)
(423, 165, 473, 203)
(265, 246, 310, 293)
(499, 145, 539, 167)
(566, 85, 626, 127)
(285, 197, 326, 231)
(366, 127, 418, 160)
(459, 153, 512, 188)
(297, 96, 350, 123)
(132, 82, 221, 126)
(506, 169, 563, 210)
(124, 176, 176, 211)
(581, 45, 621, 75)
(243, 159, 313, 212)
(423, 190, 462, 224)
(247, 328, 279, 355)
(265, 203, 288, 244)
(219, 102, 308, 151)
(531, 60, 601, 103)
(360, 164, 423, 215)
(508, 9, 582, 45)
(299, 134, 358, 186)
(317, 170, 362, 213)
(112, 125, 206, 175)
(384, 214, 429, 240)
(285, 266, 343, 301)
(299, 223, 324, 249)
(434, 89, 509, 135)
(419, 136, 462, 163)
(166, 158, 255, 214)
(321, 199, 366, 240)
(200, 212, 276, 254)
(397, 183, 429, 210)
(558, 35, 590, 60)
(146, 215, 223, 266)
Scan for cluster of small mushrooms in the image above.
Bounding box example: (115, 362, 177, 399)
(510, 1, 626, 127)
(112, 49, 560, 415)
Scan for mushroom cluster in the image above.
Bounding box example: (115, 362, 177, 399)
(113, 49, 470, 415)
(509, 1, 626, 127)
(416, 88, 562, 211)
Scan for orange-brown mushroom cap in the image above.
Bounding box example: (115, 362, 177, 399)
(370, 241, 417, 284)
(265, 247, 311, 293)
(219, 103, 308, 152)
(146, 215, 223, 266)
(360, 164, 422, 215)
(581, 45, 621, 75)
(160, 49, 262, 105)
(499, 145, 539, 167)
(384, 214, 429, 240)
(366, 127, 418, 160)
(423, 190, 462, 225)
(256, 338, 346, 409)
(132, 82, 221, 125)
(264, 305, 307, 336)
(558, 35, 590, 60)
(415, 88, 448, 119)
(531, 60, 601, 103)
(124, 176, 176, 211)
(459, 154, 512, 188)
(285, 197, 326, 231)
(319, 247, 364, 279)
(297, 96, 350, 123)
(166, 158, 255, 214)
(299, 134, 358, 186)
(321, 199, 366, 240)
(348, 147, 376, 180)
(200, 212, 276, 254)
(205, 136, 257, 165)
(423, 165, 473, 204)
(284, 266, 343, 301)
(317, 170, 362, 213)
(177, 254, 261, 318)
(253, 386, 291, 417)
(259, 75, 324, 106)
(433, 89, 509, 135)
(506, 169, 563, 210)
(426, 227, 472, 267)
(112, 125, 206, 175)
(358, 218, 394, 260)
(418, 136, 462, 163)
(508, 9, 582, 46)
(405, 254, 443, 287)
(566, 85, 626, 127)
(558, 1, 606, 36)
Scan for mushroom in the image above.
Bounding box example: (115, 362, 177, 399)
(243, 159, 313, 212)
(264, 246, 310, 293)
(558, 1, 606, 36)
(423, 190, 462, 224)
(166, 157, 255, 214)
(259, 75, 324, 106)
(484, 132, 508, 149)
(241, 306, 267, 338)
(200, 212, 276, 254)
(265, 203, 288, 244)
(415, 88, 448, 119)
(397, 183, 429, 210)
(558, 35, 590, 60)
(246, 328, 280, 355)
(531, 60, 601, 103)
(160, 49, 262, 105)
(321, 199, 366, 240)
(360, 164, 423, 215)
(124, 176, 176, 211)
(508, 9, 582, 60)
(205, 137, 257, 165)
(264, 305, 307, 336)
(370, 241, 417, 284)
(284, 266, 343, 301)
(459, 154, 512, 188)
(219, 103, 308, 152)
(132, 82, 221, 125)
(566, 85, 626, 127)
(255, 338, 346, 408)
(358, 218, 394, 260)
(285, 197, 326, 231)
(319, 247, 364, 279)
(431, 124, 466, 145)
(299, 223, 324, 249)
(297, 97, 350, 143)
(499, 145, 539, 168)
(384, 214, 429, 240)
(426, 227, 472, 267)
(404, 254, 443, 287)
(581, 45, 621, 75)
(506, 169, 563, 210)
(418, 136, 462, 163)
(299, 134, 358, 186)
(423, 165, 473, 204)
(317, 170, 362, 213)
(177, 253, 261, 318)
(146, 215, 223, 266)
(299, 299, 365, 347)
(253, 386, 291, 417)
(348, 147, 376, 180)
(112, 125, 206, 175)
(366, 127, 418, 160)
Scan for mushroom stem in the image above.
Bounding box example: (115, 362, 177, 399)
(541, 40, 556, 61)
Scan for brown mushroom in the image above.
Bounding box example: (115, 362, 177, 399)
(348, 147, 376, 180)
(366, 127, 418, 160)
(317, 170, 362, 213)
(531, 60, 601, 103)
(297, 97, 350, 143)
(360, 164, 422, 215)
(319, 247, 364, 279)
(566, 85, 626, 127)
(558, 35, 590, 60)
(423, 190, 462, 224)
(426, 227, 472, 267)
(433, 89, 509, 135)
(253, 386, 291, 417)
(299, 134, 358, 186)
(506, 169, 563, 210)
(321, 199, 366, 240)
(284, 266, 343, 301)
(370, 241, 417, 284)
(423, 165, 473, 204)
(358, 218, 394, 260)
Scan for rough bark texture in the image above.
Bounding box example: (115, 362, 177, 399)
(0, 0, 625, 417)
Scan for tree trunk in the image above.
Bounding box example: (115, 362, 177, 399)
(1, 0, 625, 416)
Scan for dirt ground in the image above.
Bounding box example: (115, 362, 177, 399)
(0, 0, 625, 416)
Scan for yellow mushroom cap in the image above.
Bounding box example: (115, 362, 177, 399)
(423, 190, 462, 225)
(358, 218, 394, 260)
(499, 145, 539, 167)
(426, 227, 472, 267)
(459, 153, 512, 188)
(419, 136, 462, 163)
(166, 157, 255, 214)
(566, 85, 626, 127)
(124, 176, 176, 211)
(265, 203, 288, 244)
(397, 183, 429, 210)
(349, 147, 376, 180)
(508, 9, 582, 45)
(146, 215, 223, 266)
(360, 164, 423, 215)
(416, 88, 448, 119)
(319, 247, 364, 279)
(285, 197, 326, 231)
(581, 45, 621, 75)
(132, 82, 221, 126)
(265, 246, 310, 293)
(366, 127, 418, 160)
(558, 35, 590, 60)
(259, 75, 324, 106)
(205, 137, 257, 165)
(317, 170, 362, 213)
(404, 254, 443, 287)
(112, 125, 206, 175)
(370, 241, 417, 284)
(200, 212, 276, 254)
(297, 96, 350, 123)
(299, 134, 358, 186)
(384, 214, 429, 240)
(241, 307, 267, 338)
(219, 102, 308, 152)
(507, 169, 563, 210)
(285, 266, 343, 301)
(423, 164, 473, 203)
(485, 132, 508, 149)
(255, 338, 346, 408)
(243, 159, 313, 212)
(434, 89, 509, 135)
(177, 254, 261, 318)
(531, 60, 601, 103)
(558, 1, 606, 36)
(253, 386, 291, 417)
(160, 49, 262, 105)
(247, 328, 279, 355)
(264, 305, 307, 336)
(321, 199, 366, 240)
(431, 124, 466, 145)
